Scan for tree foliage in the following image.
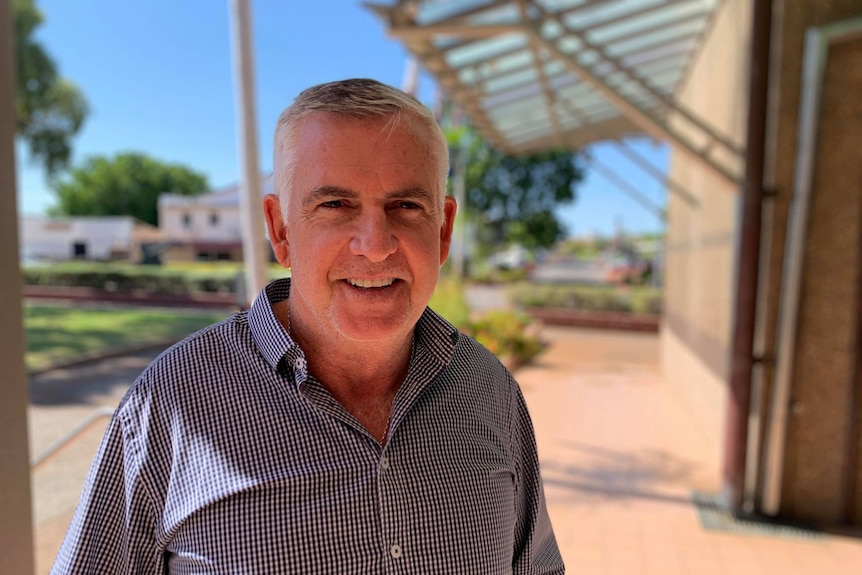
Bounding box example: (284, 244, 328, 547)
(14, 0, 88, 175)
(50, 153, 209, 226)
(447, 125, 583, 253)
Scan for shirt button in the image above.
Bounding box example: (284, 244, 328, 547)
(380, 456, 390, 470)
(294, 357, 306, 371)
(389, 544, 402, 559)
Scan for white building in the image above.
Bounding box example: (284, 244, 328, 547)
(19, 215, 161, 263)
(157, 174, 273, 262)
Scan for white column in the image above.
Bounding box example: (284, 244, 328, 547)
(402, 56, 419, 95)
(229, 0, 268, 305)
(0, 0, 36, 571)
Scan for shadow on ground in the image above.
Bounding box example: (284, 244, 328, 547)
(541, 440, 702, 507)
(29, 346, 167, 406)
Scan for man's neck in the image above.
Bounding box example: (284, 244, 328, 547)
(272, 299, 413, 442)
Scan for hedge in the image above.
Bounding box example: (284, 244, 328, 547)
(507, 283, 662, 315)
(22, 263, 248, 295)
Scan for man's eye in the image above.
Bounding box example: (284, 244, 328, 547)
(321, 200, 344, 208)
(398, 201, 421, 210)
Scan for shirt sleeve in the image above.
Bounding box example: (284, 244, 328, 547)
(510, 377, 566, 575)
(50, 402, 163, 574)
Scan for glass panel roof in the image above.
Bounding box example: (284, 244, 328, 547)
(369, 0, 722, 153)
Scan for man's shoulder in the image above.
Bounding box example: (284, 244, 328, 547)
(154, 310, 251, 365)
(125, 310, 256, 397)
(449, 331, 515, 385)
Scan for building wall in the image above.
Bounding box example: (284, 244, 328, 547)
(160, 204, 242, 243)
(661, 0, 751, 456)
(664, 0, 862, 525)
(20, 216, 139, 261)
(762, 1, 862, 524)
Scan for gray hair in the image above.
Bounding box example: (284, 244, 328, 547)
(273, 78, 449, 204)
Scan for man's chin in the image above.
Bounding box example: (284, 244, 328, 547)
(334, 312, 415, 343)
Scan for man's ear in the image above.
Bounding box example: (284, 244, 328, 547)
(439, 195, 458, 265)
(263, 194, 291, 268)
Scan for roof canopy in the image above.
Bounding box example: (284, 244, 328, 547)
(368, 0, 744, 186)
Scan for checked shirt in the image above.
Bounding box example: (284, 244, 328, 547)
(52, 278, 564, 574)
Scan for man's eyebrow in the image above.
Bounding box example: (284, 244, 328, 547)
(387, 187, 437, 204)
(302, 186, 356, 209)
(302, 186, 438, 207)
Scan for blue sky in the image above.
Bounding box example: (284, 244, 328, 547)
(16, 0, 668, 238)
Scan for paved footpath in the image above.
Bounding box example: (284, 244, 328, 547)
(29, 346, 167, 574)
(519, 327, 862, 575)
(30, 328, 862, 574)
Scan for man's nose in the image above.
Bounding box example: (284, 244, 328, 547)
(349, 209, 397, 262)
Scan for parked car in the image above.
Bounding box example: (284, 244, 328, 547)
(487, 245, 530, 270)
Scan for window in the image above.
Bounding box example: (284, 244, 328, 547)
(197, 250, 233, 262)
(210, 212, 220, 226)
(182, 213, 192, 229)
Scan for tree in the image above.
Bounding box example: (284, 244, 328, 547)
(14, 0, 88, 175)
(447, 125, 583, 253)
(50, 153, 209, 226)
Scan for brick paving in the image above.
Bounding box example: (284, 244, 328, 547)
(521, 326, 862, 574)
(29, 326, 862, 573)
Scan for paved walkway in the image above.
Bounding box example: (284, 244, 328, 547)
(520, 327, 862, 574)
(29, 327, 862, 573)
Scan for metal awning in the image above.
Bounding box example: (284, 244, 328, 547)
(367, 0, 744, 187)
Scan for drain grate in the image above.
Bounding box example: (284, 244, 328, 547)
(691, 491, 826, 541)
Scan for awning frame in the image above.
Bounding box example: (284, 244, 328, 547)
(368, 0, 745, 188)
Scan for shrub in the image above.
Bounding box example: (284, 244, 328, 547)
(431, 278, 544, 369)
(463, 309, 545, 368)
(21, 262, 285, 295)
(468, 261, 530, 284)
(429, 276, 471, 328)
(508, 283, 662, 315)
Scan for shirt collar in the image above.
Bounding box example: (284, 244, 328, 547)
(248, 277, 298, 374)
(248, 277, 460, 381)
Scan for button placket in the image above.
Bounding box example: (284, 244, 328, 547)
(378, 449, 403, 564)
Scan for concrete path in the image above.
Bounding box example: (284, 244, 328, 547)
(29, 346, 167, 574)
(29, 328, 862, 574)
(519, 326, 862, 574)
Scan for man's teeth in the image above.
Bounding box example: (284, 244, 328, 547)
(348, 278, 395, 289)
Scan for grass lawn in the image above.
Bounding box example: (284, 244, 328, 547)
(25, 304, 231, 371)
(23, 277, 474, 372)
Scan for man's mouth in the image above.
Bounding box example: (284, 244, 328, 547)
(346, 278, 397, 289)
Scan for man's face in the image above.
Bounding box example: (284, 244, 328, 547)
(265, 112, 456, 344)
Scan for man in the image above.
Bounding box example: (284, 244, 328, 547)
(53, 78, 564, 574)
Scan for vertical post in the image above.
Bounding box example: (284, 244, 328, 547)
(450, 147, 467, 279)
(722, 0, 772, 515)
(0, 0, 36, 572)
(229, 0, 268, 306)
(402, 56, 419, 96)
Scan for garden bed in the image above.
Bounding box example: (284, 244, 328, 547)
(24, 285, 238, 309)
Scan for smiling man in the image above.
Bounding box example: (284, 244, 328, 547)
(52, 79, 564, 574)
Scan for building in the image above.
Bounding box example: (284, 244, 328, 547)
(157, 174, 274, 262)
(374, 0, 862, 526)
(19, 215, 161, 263)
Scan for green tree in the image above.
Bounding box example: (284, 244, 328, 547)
(14, 0, 88, 175)
(50, 153, 209, 226)
(447, 125, 582, 254)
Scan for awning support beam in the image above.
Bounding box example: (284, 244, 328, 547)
(585, 155, 666, 222)
(527, 4, 743, 187)
(613, 141, 700, 207)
